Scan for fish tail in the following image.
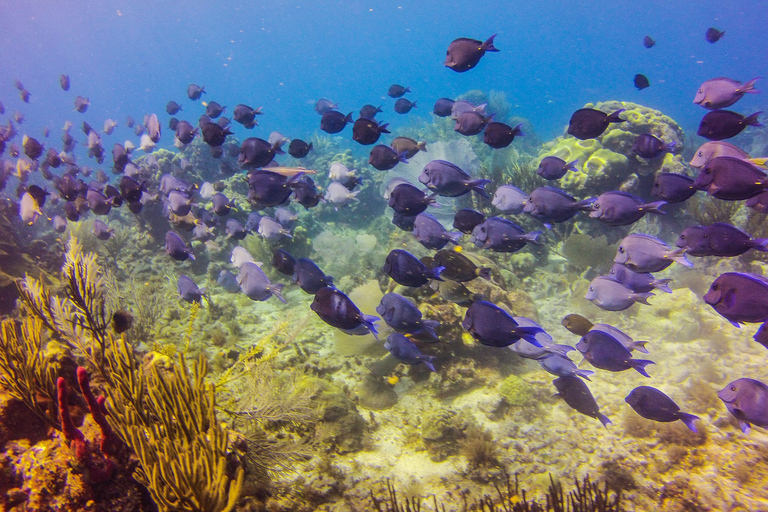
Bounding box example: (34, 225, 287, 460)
(669, 247, 694, 267)
(420, 356, 437, 372)
(482, 34, 499, 52)
(606, 109, 626, 123)
(378, 123, 391, 134)
(417, 141, 428, 152)
(641, 200, 667, 215)
(676, 412, 700, 432)
(344, 112, 354, 124)
(576, 369, 594, 381)
(411, 101, 418, 109)
(565, 159, 579, 172)
(430, 265, 446, 281)
(512, 123, 524, 137)
(748, 157, 768, 168)
(631, 291, 654, 305)
(447, 231, 462, 245)
(269, 283, 286, 304)
(546, 344, 575, 358)
(187, 252, 196, 261)
(754, 322, 768, 348)
(363, 314, 380, 340)
(738, 77, 760, 94)
(419, 320, 441, 341)
(575, 197, 596, 211)
(653, 278, 673, 293)
(396, 151, 409, 164)
(744, 111, 763, 127)
(517, 326, 545, 347)
(477, 267, 492, 281)
(664, 141, 680, 153)
(630, 359, 654, 378)
(524, 230, 544, 245)
(631, 340, 651, 354)
(471, 179, 492, 198)
(598, 413, 612, 428)
(751, 238, 768, 252)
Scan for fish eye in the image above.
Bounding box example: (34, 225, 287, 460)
(697, 151, 703, 157)
(712, 284, 718, 291)
(731, 386, 736, 391)
(680, 234, 685, 240)
(618, 247, 625, 253)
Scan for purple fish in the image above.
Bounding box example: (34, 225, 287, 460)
(377, 293, 440, 340)
(394, 98, 417, 114)
(704, 272, 768, 326)
(553, 376, 611, 427)
(445, 34, 499, 73)
(643, 36, 655, 48)
(293, 258, 333, 294)
(705, 27, 725, 43)
(575, 330, 653, 377)
(462, 300, 543, 347)
(632, 134, 679, 159)
(697, 110, 762, 141)
(608, 263, 672, 294)
(388, 183, 436, 215)
(454, 111, 493, 136)
(676, 223, 768, 257)
(524, 187, 594, 228)
(412, 213, 462, 250)
(320, 111, 353, 134)
(470, 217, 541, 253)
(310, 286, 379, 338)
(585, 276, 653, 311)
(384, 333, 436, 371)
(433, 98, 455, 117)
(352, 118, 390, 145)
(453, 209, 485, 234)
(651, 173, 697, 203)
(694, 156, 768, 200)
(718, 378, 768, 432)
(694, 77, 760, 110)
(567, 108, 625, 140)
(246, 170, 296, 209)
(92, 219, 113, 240)
(165, 231, 195, 261)
(625, 386, 699, 432)
(369, 145, 408, 171)
(419, 160, 490, 198)
(614, 233, 692, 273)
(747, 191, 768, 213)
(383, 249, 444, 288)
(537, 157, 578, 180)
(589, 191, 665, 226)
(483, 122, 523, 149)
(178, 275, 206, 304)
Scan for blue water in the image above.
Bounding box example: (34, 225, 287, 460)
(1, 0, 766, 144)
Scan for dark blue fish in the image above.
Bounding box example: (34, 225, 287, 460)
(575, 330, 653, 377)
(320, 111, 353, 134)
(387, 84, 410, 98)
(239, 137, 282, 168)
(394, 98, 417, 114)
(205, 101, 226, 119)
(314, 98, 337, 114)
(676, 223, 768, 257)
(384, 333, 436, 371)
(694, 156, 768, 200)
(651, 173, 697, 203)
(433, 98, 455, 117)
(643, 36, 655, 48)
(210, 192, 234, 216)
(567, 109, 624, 140)
(175, 120, 197, 145)
(634, 74, 650, 90)
(454, 111, 492, 136)
(92, 219, 113, 240)
(608, 263, 672, 294)
(310, 286, 379, 338)
(704, 272, 768, 326)
(419, 160, 490, 198)
(187, 84, 206, 100)
(470, 217, 541, 253)
(178, 275, 206, 304)
(376, 293, 439, 340)
(383, 249, 444, 288)
(288, 139, 312, 158)
(292, 175, 322, 209)
(246, 170, 296, 209)
(159, 174, 197, 196)
(536, 157, 578, 180)
(200, 122, 232, 147)
(166, 100, 183, 115)
(388, 183, 436, 215)
(452, 209, 485, 234)
(705, 27, 725, 43)
(271, 249, 296, 276)
(697, 110, 762, 141)
(412, 213, 461, 250)
(632, 133, 678, 159)
(166, 190, 194, 216)
(165, 231, 195, 261)
(369, 145, 408, 171)
(461, 300, 543, 348)
(589, 191, 666, 226)
(718, 378, 768, 432)
(553, 376, 611, 427)
(392, 212, 418, 231)
(483, 122, 523, 149)
(444, 34, 498, 73)
(523, 187, 594, 228)
(225, 219, 248, 240)
(625, 386, 699, 432)
(431, 249, 491, 282)
(293, 258, 333, 294)
(60, 74, 70, 91)
(352, 118, 390, 145)
(359, 104, 382, 119)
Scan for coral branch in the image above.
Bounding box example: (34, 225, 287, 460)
(57, 376, 87, 461)
(77, 366, 120, 457)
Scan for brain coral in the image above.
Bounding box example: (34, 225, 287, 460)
(537, 100, 687, 195)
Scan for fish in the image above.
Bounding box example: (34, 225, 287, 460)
(412, 213, 461, 250)
(178, 275, 207, 304)
(357, 104, 382, 119)
(523, 187, 594, 228)
(369, 145, 408, 171)
(187, 84, 206, 100)
(60, 74, 70, 91)
(165, 231, 195, 261)
(703, 272, 768, 326)
(642, 36, 655, 48)
(239, 137, 282, 168)
(509, 317, 574, 359)
(329, 162, 355, 181)
(561, 314, 594, 336)
(589, 191, 666, 226)
(491, 184, 528, 213)
(19, 192, 42, 224)
(394, 98, 417, 114)
(22, 135, 44, 160)
(632, 134, 678, 159)
(539, 354, 594, 380)
(175, 121, 197, 145)
(160, 174, 196, 196)
(431, 249, 491, 282)
(19, 89, 30, 103)
(314, 98, 337, 115)
(324, 181, 359, 209)
(86, 188, 114, 215)
(614, 233, 691, 273)
(705, 27, 725, 43)
(694, 156, 768, 200)
(746, 191, 768, 214)
(553, 376, 611, 427)
(419, 160, 490, 198)
(224, 219, 247, 240)
(230, 246, 255, 269)
(293, 258, 334, 294)
(694, 77, 760, 110)
(625, 386, 699, 432)
(651, 173, 697, 203)
(584, 276, 653, 311)
(376, 293, 440, 340)
(246, 170, 295, 209)
(52, 215, 67, 233)
(461, 300, 543, 348)
(537, 157, 578, 180)
(383, 249, 444, 288)
(119, 176, 145, 203)
(200, 122, 232, 147)
(320, 111, 353, 134)
(217, 270, 241, 293)
(445, 34, 499, 72)
(454, 111, 493, 136)
(111, 310, 133, 334)
(310, 286, 379, 338)
(483, 122, 523, 149)
(388, 183, 435, 215)
(257, 216, 291, 241)
(575, 330, 653, 377)
(390, 137, 427, 159)
(384, 333, 436, 371)
(166, 101, 183, 115)
(676, 223, 768, 257)
(567, 108, 625, 140)
(433, 98, 455, 117)
(387, 84, 410, 98)
(697, 110, 762, 141)
(210, 193, 234, 216)
(288, 139, 312, 158)
(74, 96, 89, 113)
(718, 378, 768, 432)
(204, 101, 226, 119)
(274, 207, 298, 227)
(237, 261, 285, 303)
(292, 176, 322, 209)
(608, 263, 672, 294)
(271, 249, 297, 277)
(452, 209, 485, 234)
(689, 141, 752, 168)
(167, 190, 194, 216)
(634, 74, 650, 90)
(471, 217, 542, 253)
(429, 279, 481, 306)
(352, 118, 390, 145)
(92, 219, 113, 240)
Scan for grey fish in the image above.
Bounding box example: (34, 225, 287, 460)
(454, 111, 492, 136)
(225, 219, 248, 240)
(589, 191, 665, 226)
(258, 216, 292, 241)
(539, 354, 594, 381)
(718, 378, 768, 432)
(614, 233, 691, 273)
(167, 190, 194, 216)
(412, 213, 461, 250)
(52, 215, 67, 233)
(509, 317, 574, 359)
(384, 333, 436, 372)
(524, 187, 594, 228)
(625, 386, 699, 432)
(585, 276, 653, 311)
(210, 192, 234, 216)
(237, 261, 285, 303)
(324, 181, 359, 209)
(553, 376, 611, 427)
(491, 185, 528, 213)
(608, 263, 672, 294)
(274, 207, 298, 227)
(419, 160, 490, 198)
(470, 217, 541, 253)
(694, 77, 759, 110)
(92, 219, 113, 240)
(178, 275, 206, 304)
(429, 280, 481, 306)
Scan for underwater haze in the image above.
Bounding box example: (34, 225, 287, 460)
(1, 0, 768, 511)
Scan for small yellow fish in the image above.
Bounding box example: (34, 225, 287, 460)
(453, 245, 463, 253)
(262, 166, 317, 176)
(386, 375, 399, 386)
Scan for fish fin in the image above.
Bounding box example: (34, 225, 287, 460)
(417, 141, 427, 152)
(631, 292, 654, 305)
(363, 314, 380, 341)
(630, 359, 654, 378)
(471, 179, 492, 198)
(446, 232, 462, 245)
(575, 197, 596, 211)
(576, 369, 594, 381)
(598, 413, 612, 428)
(524, 230, 544, 245)
(653, 278, 673, 293)
(606, 109, 626, 123)
(481, 34, 499, 52)
(737, 77, 760, 94)
(418, 320, 441, 341)
(344, 112, 354, 124)
(565, 159, 579, 171)
(420, 356, 437, 372)
(751, 238, 768, 252)
(269, 283, 286, 304)
(396, 151, 409, 164)
(748, 157, 768, 168)
(744, 111, 763, 127)
(545, 344, 575, 358)
(187, 252, 196, 261)
(642, 200, 667, 214)
(478, 267, 492, 281)
(738, 418, 751, 433)
(630, 341, 650, 354)
(753, 323, 768, 349)
(430, 265, 446, 281)
(678, 412, 700, 433)
(543, 222, 553, 230)
(668, 247, 693, 267)
(517, 326, 545, 347)
(378, 123, 391, 134)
